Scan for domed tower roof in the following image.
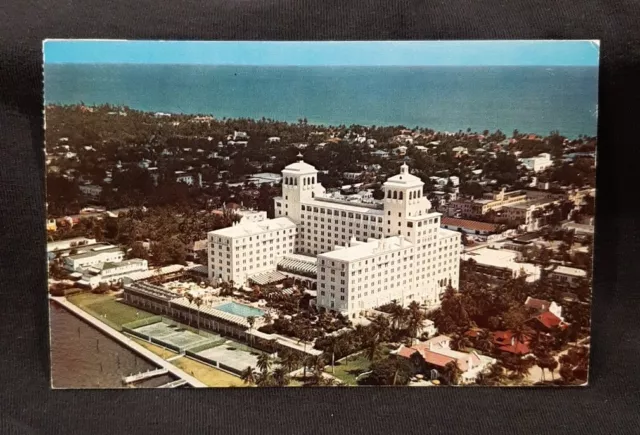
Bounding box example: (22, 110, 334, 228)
(283, 154, 317, 173)
(384, 163, 423, 187)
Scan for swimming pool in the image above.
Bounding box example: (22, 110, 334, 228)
(214, 302, 265, 318)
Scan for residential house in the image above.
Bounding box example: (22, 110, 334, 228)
(524, 296, 564, 320)
(491, 331, 531, 355)
(543, 265, 588, 288)
(396, 335, 495, 384)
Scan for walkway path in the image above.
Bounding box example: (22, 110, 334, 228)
(526, 337, 590, 384)
(50, 296, 207, 388)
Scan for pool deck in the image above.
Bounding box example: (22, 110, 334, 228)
(50, 295, 207, 388)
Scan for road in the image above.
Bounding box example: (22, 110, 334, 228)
(50, 295, 207, 388)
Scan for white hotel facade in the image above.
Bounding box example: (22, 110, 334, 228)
(208, 157, 460, 318)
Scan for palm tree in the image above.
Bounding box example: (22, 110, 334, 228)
(297, 327, 313, 378)
(406, 301, 426, 345)
(256, 353, 273, 374)
(442, 361, 463, 385)
(185, 292, 194, 325)
(272, 366, 290, 387)
(365, 333, 384, 363)
(390, 303, 406, 331)
(240, 366, 256, 385)
(246, 315, 256, 346)
(305, 354, 326, 385)
(511, 323, 531, 350)
(277, 349, 300, 373)
(452, 335, 473, 351)
(324, 335, 344, 374)
(194, 296, 203, 330)
(263, 312, 273, 324)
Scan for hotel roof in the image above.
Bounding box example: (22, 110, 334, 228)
(319, 236, 412, 262)
(209, 217, 296, 238)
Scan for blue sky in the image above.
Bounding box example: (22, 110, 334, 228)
(43, 40, 599, 66)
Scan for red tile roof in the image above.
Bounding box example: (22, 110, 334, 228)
(498, 341, 531, 355)
(397, 337, 482, 372)
(532, 311, 564, 329)
(441, 217, 499, 233)
(421, 349, 457, 368)
(491, 331, 531, 355)
(464, 328, 483, 338)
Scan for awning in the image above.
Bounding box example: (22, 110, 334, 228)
(248, 270, 287, 286)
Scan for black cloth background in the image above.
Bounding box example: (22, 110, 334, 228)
(1, 1, 639, 434)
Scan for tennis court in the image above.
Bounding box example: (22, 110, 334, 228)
(135, 322, 212, 350)
(197, 342, 261, 372)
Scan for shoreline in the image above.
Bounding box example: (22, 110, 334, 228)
(49, 295, 207, 388)
(43, 102, 597, 140)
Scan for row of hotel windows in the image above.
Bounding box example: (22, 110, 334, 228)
(210, 230, 294, 246)
(300, 206, 384, 222)
(319, 273, 456, 301)
(283, 176, 315, 186)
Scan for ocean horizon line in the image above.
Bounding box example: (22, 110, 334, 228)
(44, 62, 598, 68)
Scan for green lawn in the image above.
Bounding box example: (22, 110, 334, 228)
(67, 292, 156, 331)
(327, 355, 372, 386)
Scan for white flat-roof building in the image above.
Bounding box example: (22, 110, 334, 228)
(544, 265, 587, 288)
(461, 247, 541, 282)
(208, 157, 461, 317)
(247, 172, 282, 186)
(520, 153, 553, 172)
(63, 245, 126, 271)
(47, 237, 97, 253)
(208, 217, 297, 284)
(77, 259, 148, 289)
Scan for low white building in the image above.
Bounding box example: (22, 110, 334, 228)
(461, 247, 541, 282)
(544, 265, 587, 288)
(77, 259, 148, 288)
(173, 171, 202, 187)
(79, 184, 103, 199)
(520, 153, 553, 172)
(47, 237, 97, 253)
(63, 245, 125, 271)
(247, 172, 282, 186)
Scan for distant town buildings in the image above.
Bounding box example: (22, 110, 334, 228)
(448, 188, 564, 231)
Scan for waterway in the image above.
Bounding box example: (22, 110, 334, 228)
(49, 301, 175, 388)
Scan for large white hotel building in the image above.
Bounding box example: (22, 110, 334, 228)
(208, 156, 460, 318)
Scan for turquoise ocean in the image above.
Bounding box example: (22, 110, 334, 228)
(44, 64, 598, 138)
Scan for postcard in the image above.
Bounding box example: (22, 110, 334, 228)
(45, 40, 598, 388)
